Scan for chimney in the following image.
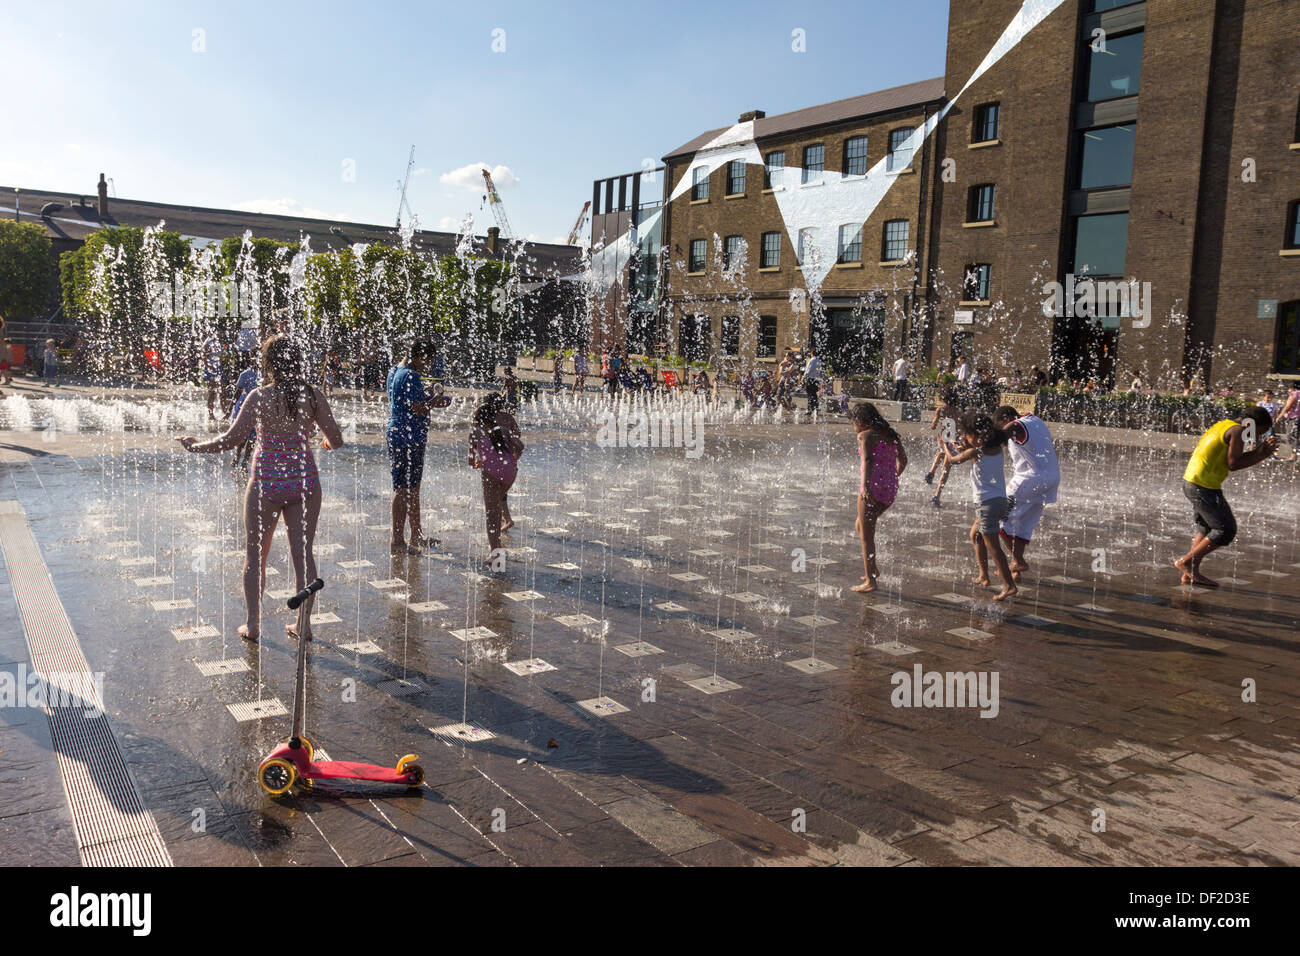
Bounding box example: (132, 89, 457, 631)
(487, 225, 500, 254)
(738, 110, 766, 123)
(97, 173, 108, 216)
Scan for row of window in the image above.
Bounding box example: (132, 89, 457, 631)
(686, 219, 912, 272)
(680, 314, 780, 359)
(690, 130, 918, 201)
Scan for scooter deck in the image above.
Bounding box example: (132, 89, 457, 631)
(265, 743, 418, 785)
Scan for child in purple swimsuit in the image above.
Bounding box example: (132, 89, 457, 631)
(179, 334, 345, 642)
(850, 402, 908, 593)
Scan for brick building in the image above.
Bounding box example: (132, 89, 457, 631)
(597, 0, 1300, 390)
(659, 79, 944, 375)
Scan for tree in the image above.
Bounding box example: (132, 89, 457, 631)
(0, 220, 57, 319)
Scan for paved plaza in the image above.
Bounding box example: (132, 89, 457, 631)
(1, 403, 1298, 867)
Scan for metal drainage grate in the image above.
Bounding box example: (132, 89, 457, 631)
(0, 500, 172, 867)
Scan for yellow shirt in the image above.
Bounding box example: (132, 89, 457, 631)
(1183, 419, 1236, 490)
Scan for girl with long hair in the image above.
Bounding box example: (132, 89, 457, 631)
(849, 402, 908, 593)
(178, 333, 344, 641)
(468, 392, 524, 561)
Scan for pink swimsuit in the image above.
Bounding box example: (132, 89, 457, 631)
(859, 437, 898, 507)
(476, 431, 518, 485)
(253, 422, 320, 506)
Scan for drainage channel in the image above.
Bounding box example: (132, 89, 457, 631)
(0, 500, 171, 866)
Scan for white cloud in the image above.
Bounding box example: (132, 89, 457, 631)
(438, 214, 473, 232)
(439, 163, 518, 191)
(232, 197, 348, 221)
(413, 167, 431, 176)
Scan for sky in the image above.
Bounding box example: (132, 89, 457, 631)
(0, 0, 949, 244)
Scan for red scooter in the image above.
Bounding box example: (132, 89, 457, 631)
(257, 578, 425, 795)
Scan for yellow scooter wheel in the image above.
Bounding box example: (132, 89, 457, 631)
(259, 758, 296, 795)
(396, 754, 424, 788)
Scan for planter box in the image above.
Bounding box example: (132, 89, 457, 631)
(532, 357, 554, 373)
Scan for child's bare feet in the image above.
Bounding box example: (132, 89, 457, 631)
(1009, 559, 1028, 574)
(410, 534, 440, 550)
(501, 520, 515, 532)
(285, 622, 313, 641)
(237, 624, 258, 643)
(993, 585, 1018, 602)
(1173, 557, 1218, 587)
(851, 581, 877, 593)
(972, 575, 991, 587)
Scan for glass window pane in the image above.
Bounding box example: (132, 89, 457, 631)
(727, 160, 745, 194)
(692, 166, 709, 200)
(1289, 203, 1300, 248)
(975, 104, 999, 142)
(802, 145, 824, 184)
(689, 239, 706, 272)
(761, 231, 781, 267)
(1079, 124, 1136, 189)
(1086, 31, 1143, 101)
(844, 136, 868, 176)
(888, 129, 913, 171)
(837, 224, 862, 263)
(1072, 212, 1129, 276)
(765, 151, 785, 188)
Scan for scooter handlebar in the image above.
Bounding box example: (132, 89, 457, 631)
(287, 578, 324, 610)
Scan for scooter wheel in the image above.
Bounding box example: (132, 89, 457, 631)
(396, 754, 423, 788)
(297, 736, 315, 762)
(259, 758, 296, 795)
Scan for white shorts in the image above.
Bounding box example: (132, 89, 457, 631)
(1001, 494, 1046, 541)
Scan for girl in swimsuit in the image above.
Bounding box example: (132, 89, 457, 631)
(468, 392, 524, 562)
(178, 334, 344, 642)
(850, 402, 908, 593)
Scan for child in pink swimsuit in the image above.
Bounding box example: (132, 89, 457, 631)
(850, 402, 907, 593)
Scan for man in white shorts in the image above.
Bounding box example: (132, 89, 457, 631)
(993, 405, 1060, 580)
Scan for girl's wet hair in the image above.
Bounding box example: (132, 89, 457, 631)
(474, 392, 509, 452)
(850, 402, 901, 446)
(960, 411, 1009, 451)
(262, 333, 315, 420)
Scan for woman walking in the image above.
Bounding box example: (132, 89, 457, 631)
(178, 334, 344, 641)
(850, 402, 908, 593)
(468, 392, 524, 562)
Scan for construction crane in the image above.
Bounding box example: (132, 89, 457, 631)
(395, 145, 416, 229)
(566, 200, 591, 245)
(480, 168, 514, 238)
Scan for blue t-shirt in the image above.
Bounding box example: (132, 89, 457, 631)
(230, 367, 259, 421)
(386, 365, 428, 444)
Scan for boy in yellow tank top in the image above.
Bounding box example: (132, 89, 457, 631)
(1174, 406, 1277, 587)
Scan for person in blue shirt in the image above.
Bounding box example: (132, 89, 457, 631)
(386, 342, 440, 553)
(229, 346, 260, 471)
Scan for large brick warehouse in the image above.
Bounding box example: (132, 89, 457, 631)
(593, 0, 1300, 390)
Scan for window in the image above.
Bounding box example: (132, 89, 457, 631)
(723, 235, 743, 271)
(802, 144, 824, 184)
(758, 316, 778, 358)
(760, 231, 781, 268)
(1072, 212, 1129, 276)
(726, 160, 746, 196)
(963, 264, 991, 301)
(974, 103, 1000, 142)
(837, 224, 862, 263)
(1090, 0, 1143, 11)
(1286, 200, 1300, 249)
(1079, 124, 1136, 189)
(721, 315, 740, 356)
(887, 128, 914, 172)
(797, 228, 818, 265)
(1086, 31, 1143, 102)
(688, 238, 706, 273)
(692, 166, 709, 201)
(968, 184, 996, 222)
(680, 314, 711, 362)
(1276, 301, 1300, 374)
(882, 220, 909, 261)
(844, 136, 869, 176)
(764, 151, 785, 189)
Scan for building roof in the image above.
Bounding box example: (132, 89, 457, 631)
(663, 76, 946, 160)
(0, 184, 584, 277)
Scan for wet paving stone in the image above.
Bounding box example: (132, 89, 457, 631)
(1, 420, 1297, 865)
